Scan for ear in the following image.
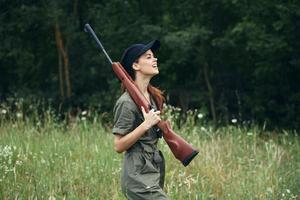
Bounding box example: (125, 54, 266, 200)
(132, 62, 140, 71)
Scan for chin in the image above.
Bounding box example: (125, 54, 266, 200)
(149, 72, 159, 79)
(153, 71, 159, 76)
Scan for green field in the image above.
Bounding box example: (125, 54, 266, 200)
(0, 112, 299, 199)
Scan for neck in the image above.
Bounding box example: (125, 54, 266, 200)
(134, 74, 151, 98)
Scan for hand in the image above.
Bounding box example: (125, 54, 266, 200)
(141, 106, 161, 130)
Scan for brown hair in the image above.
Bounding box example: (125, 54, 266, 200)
(148, 84, 165, 112)
(121, 83, 165, 112)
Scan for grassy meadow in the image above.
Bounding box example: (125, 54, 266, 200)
(0, 105, 299, 199)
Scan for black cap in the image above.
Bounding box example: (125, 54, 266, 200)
(121, 40, 160, 72)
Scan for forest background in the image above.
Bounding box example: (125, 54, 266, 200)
(1, 0, 299, 130)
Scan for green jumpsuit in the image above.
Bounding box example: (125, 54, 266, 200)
(112, 92, 169, 200)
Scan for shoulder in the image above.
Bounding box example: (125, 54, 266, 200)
(115, 92, 134, 107)
(112, 92, 143, 135)
(116, 91, 133, 103)
(114, 92, 138, 112)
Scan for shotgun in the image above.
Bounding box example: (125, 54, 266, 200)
(84, 24, 198, 166)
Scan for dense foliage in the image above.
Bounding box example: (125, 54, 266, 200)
(1, 0, 299, 129)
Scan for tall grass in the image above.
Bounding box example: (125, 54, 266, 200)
(0, 103, 299, 199)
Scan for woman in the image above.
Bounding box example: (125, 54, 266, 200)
(112, 40, 169, 199)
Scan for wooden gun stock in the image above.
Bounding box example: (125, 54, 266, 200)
(112, 62, 199, 166)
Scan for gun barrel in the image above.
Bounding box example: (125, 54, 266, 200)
(84, 24, 113, 65)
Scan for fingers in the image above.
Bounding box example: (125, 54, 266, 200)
(148, 109, 160, 115)
(141, 107, 160, 116)
(141, 106, 146, 116)
(141, 107, 161, 128)
(153, 110, 161, 115)
(156, 115, 161, 122)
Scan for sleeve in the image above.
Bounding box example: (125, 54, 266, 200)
(112, 100, 137, 136)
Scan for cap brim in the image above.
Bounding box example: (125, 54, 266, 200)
(138, 40, 160, 57)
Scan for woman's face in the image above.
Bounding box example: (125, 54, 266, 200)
(133, 49, 159, 77)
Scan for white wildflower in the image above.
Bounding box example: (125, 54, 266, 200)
(247, 132, 253, 136)
(267, 187, 273, 193)
(179, 171, 185, 177)
(16, 160, 23, 165)
(81, 110, 87, 115)
(201, 127, 206, 131)
(81, 117, 86, 121)
(1, 109, 7, 114)
(231, 118, 237, 123)
(16, 112, 22, 118)
(176, 107, 181, 111)
(197, 113, 204, 119)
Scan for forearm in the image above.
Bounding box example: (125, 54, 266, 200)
(114, 122, 149, 153)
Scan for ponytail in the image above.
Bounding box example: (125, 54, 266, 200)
(148, 84, 165, 112)
(121, 83, 165, 112)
